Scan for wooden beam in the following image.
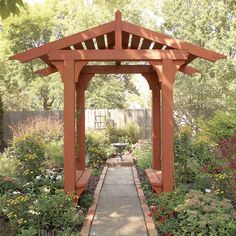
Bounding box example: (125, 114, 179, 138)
(82, 65, 153, 74)
(49, 49, 188, 61)
(122, 21, 226, 62)
(10, 21, 115, 62)
(34, 64, 200, 76)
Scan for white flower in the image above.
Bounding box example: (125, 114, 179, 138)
(12, 191, 20, 195)
(29, 209, 39, 215)
(36, 175, 41, 180)
(205, 189, 211, 193)
(43, 187, 50, 193)
(23, 183, 30, 187)
(56, 175, 62, 180)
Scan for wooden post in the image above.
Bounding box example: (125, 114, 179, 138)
(76, 73, 94, 171)
(63, 60, 76, 193)
(76, 78, 85, 170)
(151, 73, 161, 170)
(142, 73, 161, 170)
(151, 60, 185, 192)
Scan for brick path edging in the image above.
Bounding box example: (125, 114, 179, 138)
(80, 166, 108, 236)
(132, 166, 159, 236)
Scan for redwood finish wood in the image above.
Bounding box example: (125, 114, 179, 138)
(10, 11, 225, 196)
(76, 79, 85, 170)
(130, 34, 141, 49)
(63, 60, 76, 193)
(35, 64, 199, 76)
(49, 49, 189, 61)
(151, 74, 161, 170)
(142, 73, 161, 170)
(140, 38, 152, 49)
(96, 35, 106, 49)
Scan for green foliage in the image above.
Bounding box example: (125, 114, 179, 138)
(0, 190, 80, 234)
(0, 192, 33, 232)
(0, 0, 24, 20)
(0, 148, 19, 178)
(44, 141, 64, 168)
(133, 140, 151, 170)
(78, 193, 93, 210)
(174, 130, 213, 184)
(13, 134, 45, 182)
(162, 0, 236, 129)
(17, 227, 37, 236)
(173, 190, 236, 236)
(86, 74, 138, 109)
(86, 130, 110, 168)
(194, 173, 213, 192)
(147, 186, 188, 235)
(199, 111, 236, 144)
(0, 95, 3, 148)
(32, 190, 78, 231)
(106, 122, 141, 145)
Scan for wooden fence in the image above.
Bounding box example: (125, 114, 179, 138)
(3, 109, 151, 142)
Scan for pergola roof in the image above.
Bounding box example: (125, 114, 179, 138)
(10, 11, 226, 76)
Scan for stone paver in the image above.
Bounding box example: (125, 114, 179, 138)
(90, 166, 148, 236)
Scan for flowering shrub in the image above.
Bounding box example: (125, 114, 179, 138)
(13, 134, 45, 182)
(147, 187, 188, 235)
(173, 190, 236, 236)
(0, 192, 34, 234)
(32, 190, 80, 232)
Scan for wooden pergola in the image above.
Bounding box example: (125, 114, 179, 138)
(11, 11, 225, 196)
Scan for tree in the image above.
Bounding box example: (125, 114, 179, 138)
(161, 0, 236, 131)
(86, 74, 139, 109)
(0, 0, 24, 20)
(0, 4, 62, 111)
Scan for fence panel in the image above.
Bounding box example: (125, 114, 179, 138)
(3, 109, 151, 143)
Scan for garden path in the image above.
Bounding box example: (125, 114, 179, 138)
(90, 166, 148, 236)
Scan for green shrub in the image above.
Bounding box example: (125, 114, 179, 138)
(174, 190, 236, 236)
(174, 131, 199, 184)
(44, 140, 64, 168)
(106, 122, 141, 145)
(32, 190, 79, 232)
(0, 192, 34, 233)
(86, 130, 110, 168)
(0, 190, 81, 234)
(133, 140, 151, 170)
(198, 111, 236, 145)
(13, 134, 45, 182)
(194, 173, 213, 192)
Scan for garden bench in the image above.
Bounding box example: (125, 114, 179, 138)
(75, 169, 92, 197)
(145, 169, 163, 194)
